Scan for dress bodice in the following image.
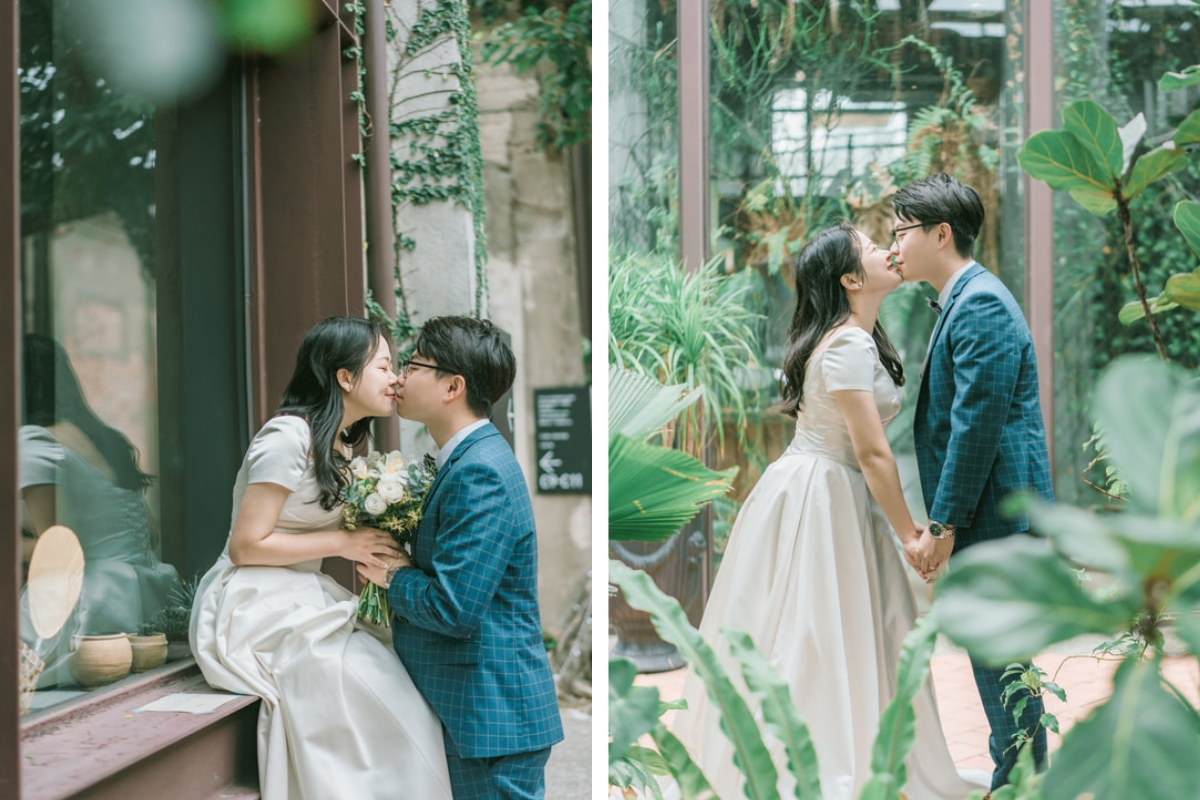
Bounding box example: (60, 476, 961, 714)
(787, 327, 902, 467)
(19, 425, 158, 565)
(223, 415, 342, 572)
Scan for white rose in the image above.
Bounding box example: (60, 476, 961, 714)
(376, 477, 405, 504)
(351, 457, 370, 480)
(363, 493, 387, 516)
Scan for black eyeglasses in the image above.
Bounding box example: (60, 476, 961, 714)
(399, 358, 443, 377)
(892, 221, 942, 242)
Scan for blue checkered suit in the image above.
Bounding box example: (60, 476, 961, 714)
(387, 423, 564, 772)
(915, 262, 1053, 788)
(914, 263, 1054, 550)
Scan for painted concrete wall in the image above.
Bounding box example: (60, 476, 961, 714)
(474, 54, 591, 630)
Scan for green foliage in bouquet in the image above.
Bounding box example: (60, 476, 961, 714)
(341, 450, 438, 626)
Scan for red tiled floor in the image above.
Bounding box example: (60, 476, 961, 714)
(631, 642, 1200, 772)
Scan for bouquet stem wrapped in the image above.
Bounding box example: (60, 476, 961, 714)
(341, 450, 437, 627)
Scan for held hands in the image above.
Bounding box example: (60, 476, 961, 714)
(341, 527, 403, 570)
(356, 552, 411, 589)
(902, 527, 954, 581)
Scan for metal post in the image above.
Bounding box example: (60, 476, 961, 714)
(363, 0, 400, 451)
(678, 0, 709, 274)
(1025, 0, 1055, 464)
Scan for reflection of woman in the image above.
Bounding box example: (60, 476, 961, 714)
(19, 334, 180, 668)
(190, 317, 452, 800)
(669, 224, 983, 799)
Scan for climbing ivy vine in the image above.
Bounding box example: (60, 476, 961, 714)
(349, 0, 489, 358)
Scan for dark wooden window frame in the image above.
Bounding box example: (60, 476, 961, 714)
(2, 1, 367, 796)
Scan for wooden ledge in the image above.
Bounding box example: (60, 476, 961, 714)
(22, 661, 260, 800)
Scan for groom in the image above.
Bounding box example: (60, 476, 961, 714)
(890, 174, 1054, 791)
(358, 315, 563, 800)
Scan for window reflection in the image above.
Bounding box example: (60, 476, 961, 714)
(17, 0, 187, 714)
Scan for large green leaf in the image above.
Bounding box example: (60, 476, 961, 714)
(1174, 108, 1200, 147)
(1042, 656, 1200, 800)
(1004, 494, 1131, 575)
(1063, 100, 1123, 179)
(1093, 357, 1200, 521)
(609, 434, 737, 541)
(610, 561, 782, 800)
(858, 615, 939, 800)
(1118, 295, 1178, 325)
(1161, 65, 1200, 93)
(1164, 270, 1200, 312)
(649, 724, 719, 800)
(609, 657, 664, 763)
(610, 366, 704, 442)
(725, 629, 823, 800)
(1123, 144, 1186, 201)
(932, 537, 1134, 665)
(1175, 201, 1200, 260)
(1067, 184, 1117, 215)
(1018, 130, 1115, 193)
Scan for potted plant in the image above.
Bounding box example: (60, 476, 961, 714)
(152, 576, 199, 660)
(127, 622, 169, 673)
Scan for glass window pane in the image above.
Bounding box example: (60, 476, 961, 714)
(17, 2, 237, 714)
(1051, 0, 1200, 505)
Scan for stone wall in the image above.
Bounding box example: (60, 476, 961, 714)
(474, 53, 591, 631)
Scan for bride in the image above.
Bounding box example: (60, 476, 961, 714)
(190, 317, 453, 800)
(669, 222, 984, 800)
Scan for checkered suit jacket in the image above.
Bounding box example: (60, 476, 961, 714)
(387, 423, 564, 759)
(913, 263, 1054, 552)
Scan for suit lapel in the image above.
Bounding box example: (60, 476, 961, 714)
(421, 423, 499, 511)
(920, 262, 985, 388)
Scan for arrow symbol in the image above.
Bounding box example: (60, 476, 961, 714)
(538, 450, 562, 474)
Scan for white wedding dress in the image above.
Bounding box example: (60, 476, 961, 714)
(670, 328, 982, 800)
(191, 416, 453, 800)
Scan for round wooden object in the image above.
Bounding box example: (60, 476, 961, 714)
(27, 525, 85, 639)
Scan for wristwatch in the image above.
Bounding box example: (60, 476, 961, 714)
(385, 565, 401, 585)
(928, 521, 956, 540)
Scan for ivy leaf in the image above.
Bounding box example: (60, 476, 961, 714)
(1124, 144, 1186, 201)
(1161, 65, 1200, 93)
(1017, 130, 1115, 194)
(1062, 100, 1123, 179)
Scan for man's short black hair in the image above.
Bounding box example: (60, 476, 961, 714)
(892, 173, 985, 260)
(414, 316, 515, 418)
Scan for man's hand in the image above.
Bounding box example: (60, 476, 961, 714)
(355, 551, 412, 589)
(903, 531, 937, 577)
(930, 533, 954, 570)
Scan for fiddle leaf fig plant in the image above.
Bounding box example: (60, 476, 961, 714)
(931, 356, 1200, 800)
(1018, 65, 1200, 361)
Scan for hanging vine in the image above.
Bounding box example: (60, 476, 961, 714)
(350, 0, 489, 357)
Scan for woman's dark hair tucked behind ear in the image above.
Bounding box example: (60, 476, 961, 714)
(779, 222, 904, 418)
(22, 334, 153, 492)
(276, 317, 388, 510)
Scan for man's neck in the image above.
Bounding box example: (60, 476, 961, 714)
(926, 257, 973, 295)
(430, 415, 487, 451)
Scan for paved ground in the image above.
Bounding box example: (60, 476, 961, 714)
(634, 633, 1200, 776)
(546, 705, 592, 799)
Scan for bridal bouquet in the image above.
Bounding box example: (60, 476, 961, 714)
(340, 450, 437, 626)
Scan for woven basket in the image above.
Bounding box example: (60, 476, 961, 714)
(19, 641, 44, 715)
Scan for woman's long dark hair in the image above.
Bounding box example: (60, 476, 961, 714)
(22, 334, 154, 492)
(779, 221, 905, 418)
(276, 317, 388, 510)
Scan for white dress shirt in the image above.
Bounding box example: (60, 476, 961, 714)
(435, 419, 489, 469)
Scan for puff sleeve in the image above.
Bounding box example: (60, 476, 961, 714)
(245, 416, 310, 491)
(18, 425, 64, 489)
(821, 328, 878, 392)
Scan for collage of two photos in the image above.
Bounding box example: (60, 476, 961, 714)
(5, 1, 1200, 799)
